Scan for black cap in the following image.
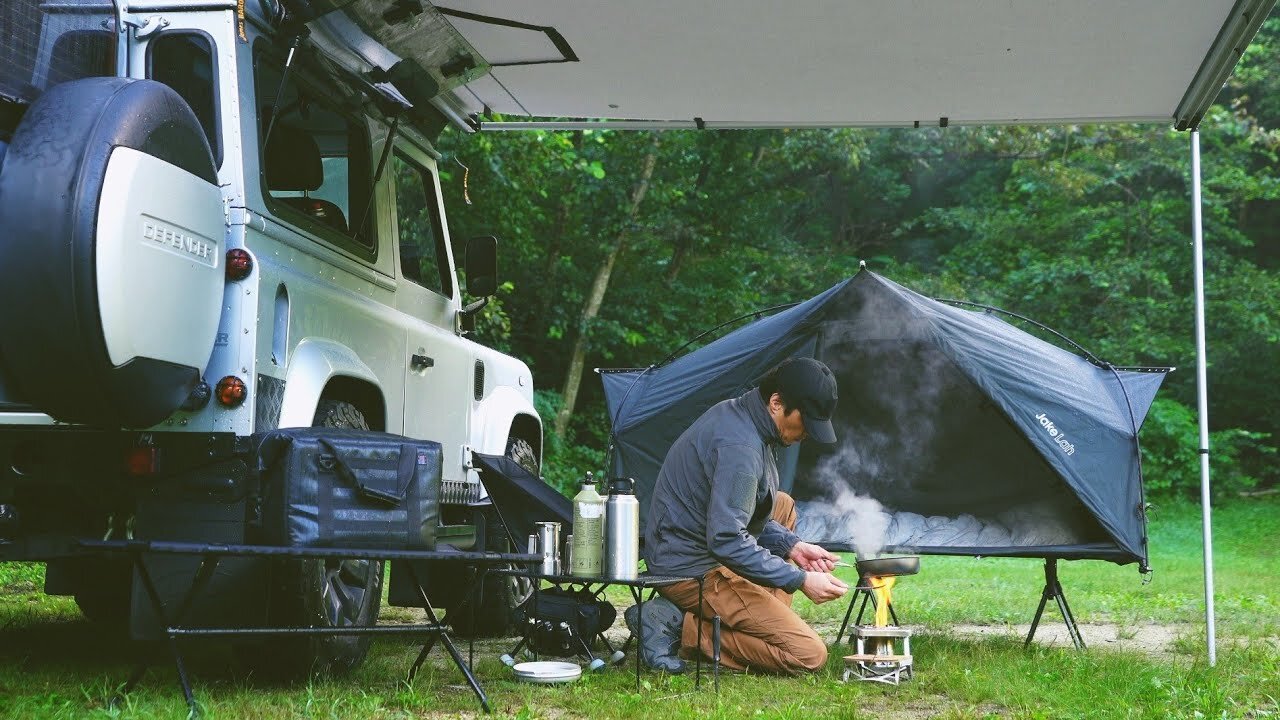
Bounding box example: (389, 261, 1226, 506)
(775, 357, 838, 444)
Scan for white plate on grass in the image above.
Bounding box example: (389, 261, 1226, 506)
(511, 661, 582, 684)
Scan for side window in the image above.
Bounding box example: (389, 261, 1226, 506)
(2, 0, 115, 105)
(254, 49, 373, 253)
(46, 30, 115, 85)
(394, 152, 453, 298)
(149, 33, 219, 164)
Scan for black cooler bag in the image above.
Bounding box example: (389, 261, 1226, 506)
(254, 427, 441, 549)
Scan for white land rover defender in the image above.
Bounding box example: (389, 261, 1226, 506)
(0, 0, 541, 674)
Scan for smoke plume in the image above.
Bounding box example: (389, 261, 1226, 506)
(831, 486, 892, 559)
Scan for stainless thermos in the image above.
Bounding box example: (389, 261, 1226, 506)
(534, 521, 561, 576)
(604, 477, 639, 580)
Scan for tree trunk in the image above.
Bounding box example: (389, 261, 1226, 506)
(666, 230, 689, 282)
(554, 139, 659, 439)
(541, 131, 584, 283)
(667, 157, 713, 282)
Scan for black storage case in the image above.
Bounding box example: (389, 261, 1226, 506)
(254, 427, 441, 549)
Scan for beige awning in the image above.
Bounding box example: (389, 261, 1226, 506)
(403, 0, 1273, 130)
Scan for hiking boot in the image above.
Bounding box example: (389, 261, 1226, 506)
(624, 596, 687, 673)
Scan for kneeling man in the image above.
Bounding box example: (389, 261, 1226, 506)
(639, 357, 848, 674)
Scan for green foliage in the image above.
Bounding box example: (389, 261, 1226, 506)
(533, 390, 606, 495)
(1139, 398, 1273, 498)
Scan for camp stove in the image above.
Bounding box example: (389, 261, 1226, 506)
(839, 556, 919, 685)
(844, 624, 913, 685)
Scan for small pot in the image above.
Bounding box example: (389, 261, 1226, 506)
(856, 555, 920, 578)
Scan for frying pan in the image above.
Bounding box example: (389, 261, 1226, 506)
(854, 556, 920, 577)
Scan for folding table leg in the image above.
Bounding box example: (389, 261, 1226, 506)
(531, 579, 540, 661)
(405, 563, 490, 712)
(595, 632, 625, 665)
(469, 566, 484, 668)
(500, 633, 530, 668)
(425, 600, 490, 712)
(573, 631, 602, 669)
(712, 615, 721, 693)
(131, 551, 220, 716)
(695, 577, 703, 689)
(408, 634, 441, 681)
(405, 563, 445, 681)
(630, 586, 643, 692)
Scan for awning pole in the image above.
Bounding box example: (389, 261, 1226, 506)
(1190, 129, 1216, 667)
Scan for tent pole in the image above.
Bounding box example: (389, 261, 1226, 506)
(1190, 129, 1217, 667)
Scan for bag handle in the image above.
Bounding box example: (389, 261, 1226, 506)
(316, 437, 407, 507)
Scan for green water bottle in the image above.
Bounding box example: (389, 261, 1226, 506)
(571, 472, 605, 577)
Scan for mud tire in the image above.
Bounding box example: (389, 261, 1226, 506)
(250, 400, 385, 678)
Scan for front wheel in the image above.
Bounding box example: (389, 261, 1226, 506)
(448, 436, 537, 638)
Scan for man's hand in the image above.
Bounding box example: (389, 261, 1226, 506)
(789, 541, 839, 572)
(800, 571, 849, 604)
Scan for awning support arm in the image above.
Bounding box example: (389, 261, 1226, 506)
(1191, 129, 1217, 667)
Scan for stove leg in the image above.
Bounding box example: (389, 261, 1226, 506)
(835, 590, 857, 644)
(855, 588, 871, 625)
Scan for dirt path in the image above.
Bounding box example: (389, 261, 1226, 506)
(802, 617, 1206, 659)
(946, 622, 1191, 657)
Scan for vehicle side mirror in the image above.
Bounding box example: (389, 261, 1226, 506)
(465, 235, 498, 298)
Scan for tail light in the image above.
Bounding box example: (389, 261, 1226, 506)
(215, 376, 247, 407)
(125, 446, 160, 476)
(226, 248, 253, 281)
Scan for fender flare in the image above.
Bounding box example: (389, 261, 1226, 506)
(277, 338, 383, 429)
(471, 385, 542, 460)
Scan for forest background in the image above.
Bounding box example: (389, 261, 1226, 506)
(434, 18, 1280, 501)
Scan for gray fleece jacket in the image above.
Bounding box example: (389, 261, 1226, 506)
(643, 389, 806, 592)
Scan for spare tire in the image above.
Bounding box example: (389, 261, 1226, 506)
(0, 78, 223, 428)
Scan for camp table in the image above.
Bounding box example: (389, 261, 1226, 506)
(78, 539, 538, 715)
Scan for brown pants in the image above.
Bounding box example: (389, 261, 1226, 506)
(657, 491, 828, 675)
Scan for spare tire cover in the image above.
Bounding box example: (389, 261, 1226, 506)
(0, 77, 223, 428)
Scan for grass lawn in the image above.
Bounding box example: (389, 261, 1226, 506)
(1, 497, 1276, 719)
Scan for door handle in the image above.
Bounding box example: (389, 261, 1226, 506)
(410, 353, 434, 370)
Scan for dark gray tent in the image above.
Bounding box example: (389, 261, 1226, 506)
(601, 270, 1168, 568)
